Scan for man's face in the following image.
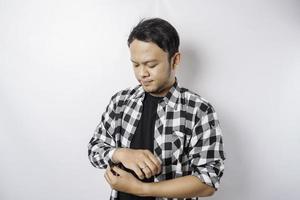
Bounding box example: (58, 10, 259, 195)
(129, 39, 176, 97)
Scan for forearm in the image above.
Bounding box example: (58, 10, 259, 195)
(88, 139, 117, 169)
(111, 148, 215, 198)
(140, 175, 215, 198)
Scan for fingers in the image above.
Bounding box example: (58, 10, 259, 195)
(104, 172, 111, 184)
(104, 166, 114, 184)
(111, 166, 125, 176)
(137, 161, 155, 178)
(120, 149, 162, 179)
(143, 150, 162, 174)
(136, 150, 161, 178)
(143, 159, 159, 176)
(141, 165, 152, 179)
(131, 165, 145, 180)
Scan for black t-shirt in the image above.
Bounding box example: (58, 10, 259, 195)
(118, 92, 163, 200)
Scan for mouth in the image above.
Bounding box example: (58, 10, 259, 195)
(140, 80, 153, 85)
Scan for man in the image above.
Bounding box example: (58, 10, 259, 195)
(88, 18, 226, 200)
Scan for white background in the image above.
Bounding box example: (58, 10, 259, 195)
(1, 0, 299, 199)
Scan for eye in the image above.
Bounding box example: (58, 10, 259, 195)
(148, 64, 157, 68)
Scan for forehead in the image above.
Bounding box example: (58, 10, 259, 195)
(129, 39, 168, 62)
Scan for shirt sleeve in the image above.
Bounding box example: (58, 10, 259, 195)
(87, 94, 119, 169)
(188, 103, 226, 191)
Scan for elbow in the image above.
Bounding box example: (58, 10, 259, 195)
(88, 153, 108, 169)
(205, 187, 215, 196)
(198, 186, 215, 197)
(88, 158, 107, 169)
(88, 152, 106, 169)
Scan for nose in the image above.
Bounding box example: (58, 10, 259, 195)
(139, 65, 149, 77)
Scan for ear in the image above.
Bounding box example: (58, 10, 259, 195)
(171, 52, 181, 69)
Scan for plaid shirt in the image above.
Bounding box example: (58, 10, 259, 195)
(88, 78, 226, 200)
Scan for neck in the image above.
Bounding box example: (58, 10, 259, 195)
(150, 78, 176, 97)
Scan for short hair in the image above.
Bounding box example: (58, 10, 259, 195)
(127, 18, 180, 63)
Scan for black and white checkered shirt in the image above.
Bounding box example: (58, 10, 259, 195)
(88, 78, 226, 200)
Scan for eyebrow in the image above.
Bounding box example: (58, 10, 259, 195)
(130, 59, 158, 64)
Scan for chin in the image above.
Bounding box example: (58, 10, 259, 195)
(142, 85, 156, 93)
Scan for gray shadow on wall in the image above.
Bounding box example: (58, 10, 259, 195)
(177, 43, 206, 92)
(177, 43, 249, 199)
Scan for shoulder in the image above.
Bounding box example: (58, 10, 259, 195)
(109, 84, 141, 105)
(179, 86, 220, 129)
(179, 86, 216, 115)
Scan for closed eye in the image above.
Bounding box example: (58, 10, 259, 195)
(148, 64, 157, 68)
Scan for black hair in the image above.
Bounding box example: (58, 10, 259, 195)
(127, 17, 180, 63)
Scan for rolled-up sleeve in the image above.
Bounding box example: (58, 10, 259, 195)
(88, 94, 118, 169)
(188, 103, 226, 190)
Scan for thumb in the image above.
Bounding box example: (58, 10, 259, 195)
(112, 165, 126, 176)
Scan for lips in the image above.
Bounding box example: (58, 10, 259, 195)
(140, 80, 152, 85)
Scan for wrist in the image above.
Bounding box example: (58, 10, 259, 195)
(112, 148, 122, 163)
(139, 182, 153, 197)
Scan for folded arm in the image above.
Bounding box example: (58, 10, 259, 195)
(143, 103, 226, 198)
(187, 103, 226, 191)
(88, 94, 118, 169)
(140, 174, 215, 198)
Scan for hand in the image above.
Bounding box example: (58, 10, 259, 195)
(104, 165, 145, 196)
(113, 148, 162, 180)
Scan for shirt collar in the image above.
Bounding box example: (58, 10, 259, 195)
(132, 77, 181, 109)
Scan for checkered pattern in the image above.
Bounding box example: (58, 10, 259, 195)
(88, 78, 226, 200)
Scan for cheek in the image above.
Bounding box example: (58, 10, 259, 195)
(149, 70, 160, 80)
(152, 66, 168, 78)
(133, 68, 139, 77)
